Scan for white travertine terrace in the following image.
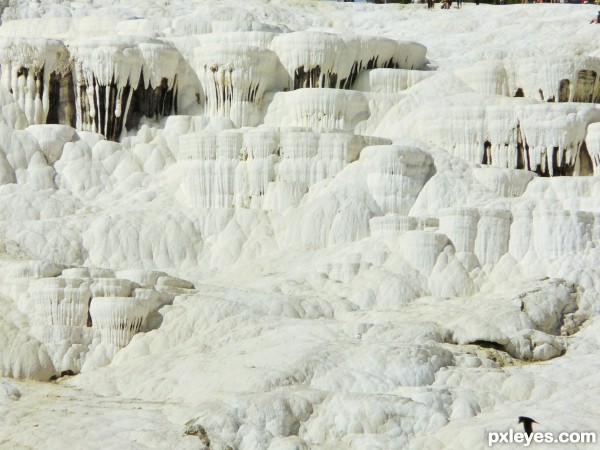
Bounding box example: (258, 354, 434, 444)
(388, 99, 600, 176)
(439, 207, 481, 254)
(1, 2, 600, 449)
(196, 31, 277, 49)
(179, 127, 391, 210)
(24, 276, 92, 374)
(438, 207, 517, 269)
(270, 32, 426, 90)
(69, 38, 179, 140)
(474, 208, 512, 267)
(0, 38, 71, 125)
(89, 296, 150, 348)
(455, 56, 600, 102)
(353, 68, 434, 93)
(369, 214, 421, 240)
(361, 145, 433, 215)
(264, 88, 370, 131)
(90, 278, 133, 298)
(29, 277, 90, 328)
(531, 207, 594, 262)
(399, 230, 449, 275)
(193, 44, 286, 127)
(471, 166, 536, 197)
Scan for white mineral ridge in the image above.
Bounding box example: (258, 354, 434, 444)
(0, 1, 600, 450)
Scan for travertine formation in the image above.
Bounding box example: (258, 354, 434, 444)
(0, 2, 600, 450)
(179, 127, 391, 210)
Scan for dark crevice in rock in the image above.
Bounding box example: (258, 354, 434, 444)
(87, 298, 93, 327)
(482, 123, 591, 177)
(573, 69, 597, 103)
(47, 71, 76, 126)
(482, 140, 491, 165)
(578, 141, 594, 176)
(124, 73, 177, 137)
(516, 124, 526, 170)
(559, 78, 570, 102)
(16, 66, 28, 79)
(294, 65, 322, 89)
(469, 340, 506, 351)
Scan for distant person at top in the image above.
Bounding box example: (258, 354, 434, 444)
(456, 0, 462, 8)
(427, 0, 435, 10)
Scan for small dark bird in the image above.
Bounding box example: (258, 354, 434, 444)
(518, 416, 538, 436)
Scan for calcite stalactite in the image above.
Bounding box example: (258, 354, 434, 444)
(27, 276, 93, 374)
(455, 56, 600, 104)
(401, 100, 600, 177)
(216, 130, 243, 208)
(89, 296, 150, 348)
(0, 38, 72, 126)
(270, 32, 426, 90)
(318, 132, 363, 178)
(180, 131, 221, 208)
(179, 127, 390, 210)
(586, 123, 600, 174)
(242, 128, 279, 208)
(278, 129, 320, 186)
(70, 39, 179, 141)
(193, 44, 285, 127)
(29, 277, 91, 328)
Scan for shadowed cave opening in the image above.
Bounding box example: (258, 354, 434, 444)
(72, 71, 177, 141)
(573, 69, 598, 103)
(514, 71, 598, 103)
(559, 78, 570, 102)
(482, 126, 593, 177)
(517, 140, 594, 177)
(47, 71, 76, 127)
(469, 340, 506, 352)
(125, 73, 178, 135)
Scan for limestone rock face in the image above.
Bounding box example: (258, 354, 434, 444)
(194, 44, 286, 127)
(270, 32, 426, 90)
(70, 38, 179, 140)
